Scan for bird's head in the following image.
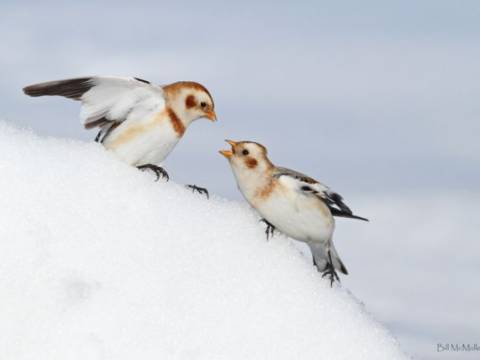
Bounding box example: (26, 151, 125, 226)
(163, 81, 216, 124)
(219, 140, 273, 176)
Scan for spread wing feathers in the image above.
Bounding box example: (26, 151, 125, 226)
(23, 77, 93, 100)
(23, 76, 166, 129)
(273, 167, 368, 221)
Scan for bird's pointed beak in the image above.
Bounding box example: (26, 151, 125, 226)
(205, 110, 217, 121)
(219, 149, 233, 158)
(219, 139, 237, 159)
(225, 139, 237, 147)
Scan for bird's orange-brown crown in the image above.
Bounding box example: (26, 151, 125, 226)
(220, 140, 273, 171)
(163, 81, 215, 108)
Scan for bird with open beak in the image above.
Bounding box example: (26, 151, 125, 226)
(23, 76, 217, 197)
(220, 140, 368, 285)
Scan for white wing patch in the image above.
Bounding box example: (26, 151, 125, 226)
(80, 77, 166, 128)
(277, 173, 330, 198)
(273, 167, 368, 221)
(273, 167, 330, 198)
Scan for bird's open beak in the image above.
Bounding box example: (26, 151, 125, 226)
(205, 110, 217, 121)
(219, 150, 232, 158)
(219, 139, 237, 159)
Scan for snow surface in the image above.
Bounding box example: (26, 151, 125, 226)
(337, 191, 480, 360)
(0, 122, 407, 360)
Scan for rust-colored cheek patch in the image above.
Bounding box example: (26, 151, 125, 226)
(246, 157, 258, 169)
(167, 107, 186, 136)
(185, 94, 196, 109)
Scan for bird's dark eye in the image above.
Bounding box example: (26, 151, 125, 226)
(242, 149, 249, 156)
(200, 102, 207, 108)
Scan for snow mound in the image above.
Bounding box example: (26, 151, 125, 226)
(0, 122, 407, 360)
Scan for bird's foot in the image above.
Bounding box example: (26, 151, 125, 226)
(137, 164, 169, 181)
(321, 263, 340, 287)
(260, 218, 276, 240)
(186, 184, 209, 199)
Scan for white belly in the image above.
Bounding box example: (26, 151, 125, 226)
(252, 186, 334, 244)
(103, 114, 180, 166)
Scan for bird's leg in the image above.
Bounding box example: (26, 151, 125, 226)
(321, 264, 339, 287)
(259, 218, 276, 240)
(137, 164, 169, 181)
(186, 185, 209, 199)
(94, 130, 102, 142)
(95, 124, 117, 144)
(321, 250, 340, 287)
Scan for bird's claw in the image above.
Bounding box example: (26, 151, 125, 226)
(186, 184, 209, 199)
(260, 218, 276, 240)
(137, 164, 169, 181)
(322, 267, 340, 287)
(320, 250, 341, 287)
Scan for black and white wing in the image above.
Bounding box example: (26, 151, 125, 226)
(273, 166, 368, 221)
(23, 76, 166, 135)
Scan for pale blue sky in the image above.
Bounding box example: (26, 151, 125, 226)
(2, 0, 479, 197)
(1, 1, 479, 358)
